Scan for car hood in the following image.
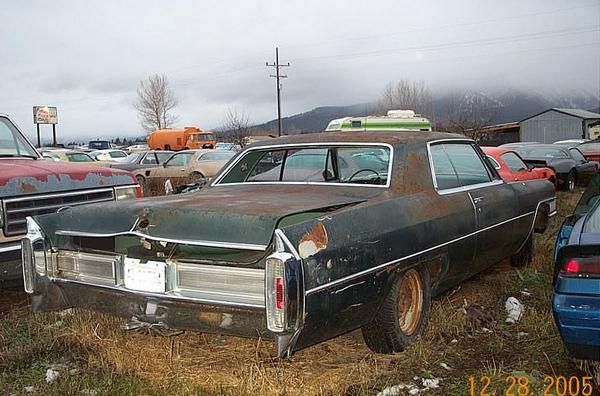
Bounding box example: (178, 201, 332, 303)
(34, 184, 381, 248)
(0, 158, 136, 198)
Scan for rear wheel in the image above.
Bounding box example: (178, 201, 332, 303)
(361, 267, 431, 353)
(191, 171, 205, 182)
(135, 175, 146, 185)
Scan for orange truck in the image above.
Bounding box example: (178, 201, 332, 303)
(147, 127, 216, 151)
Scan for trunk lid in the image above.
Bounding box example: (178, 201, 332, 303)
(34, 184, 380, 248)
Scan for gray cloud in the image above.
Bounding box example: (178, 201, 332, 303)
(0, 0, 598, 139)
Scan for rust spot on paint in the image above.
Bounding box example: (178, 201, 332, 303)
(20, 182, 38, 193)
(298, 222, 328, 259)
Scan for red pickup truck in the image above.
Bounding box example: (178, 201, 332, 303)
(0, 113, 141, 287)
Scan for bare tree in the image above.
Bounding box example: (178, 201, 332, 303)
(134, 74, 178, 132)
(377, 79, 433, 118)
(438, 93, 496, 143)
(223, 108, 251, 147)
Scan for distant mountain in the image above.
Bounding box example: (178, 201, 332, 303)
(250, 89, 599, 133)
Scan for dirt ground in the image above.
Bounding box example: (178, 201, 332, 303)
(1, 190, 598, 395)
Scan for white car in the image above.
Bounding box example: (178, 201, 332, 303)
(89, 149, 130, 162)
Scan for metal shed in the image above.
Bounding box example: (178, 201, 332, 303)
(519, 108, 600, 143)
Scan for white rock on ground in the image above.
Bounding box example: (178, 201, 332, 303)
(505, 297, 524, 323)
(45, 368, 59, 384)
(22, 386, 34, 393)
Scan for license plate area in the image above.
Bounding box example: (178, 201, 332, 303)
(123, 257, 166, 293)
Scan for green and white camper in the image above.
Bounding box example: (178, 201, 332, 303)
(325, 110, 432, 132)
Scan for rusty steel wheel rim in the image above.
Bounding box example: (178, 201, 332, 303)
(397, 269, 423, 335)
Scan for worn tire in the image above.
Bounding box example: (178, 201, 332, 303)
(136, 175, 146, 185)
(361, 267, 431, 353)
(191, 171, 205, 182)
(510, 233, 533, 267)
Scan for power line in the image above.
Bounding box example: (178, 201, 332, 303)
(266, 47, 290, 137)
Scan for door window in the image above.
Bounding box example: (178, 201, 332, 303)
(443, 144, 492, 186)
(165, 152, 194, 167)
(430, 144, 461, 189)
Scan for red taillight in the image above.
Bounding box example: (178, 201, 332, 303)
(562, 257, 600, 275)
(135, 186, 144, 198)
(276, 277, 284, 309)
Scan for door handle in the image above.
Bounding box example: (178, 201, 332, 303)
(472, 196, 484, 204)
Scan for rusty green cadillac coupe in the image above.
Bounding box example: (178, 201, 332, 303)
(23, 131, 556, 356)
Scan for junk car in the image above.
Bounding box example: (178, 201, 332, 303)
(23, 131, 556, 356)
(0, 114, 141, 287)
(482, 146, 556, 186)
(552, 174, 600, 361)
(506, 144, 598, 191)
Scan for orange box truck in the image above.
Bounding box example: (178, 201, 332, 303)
(147, 127, 216, 151)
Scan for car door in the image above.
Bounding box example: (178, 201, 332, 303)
(428, 143, 477, 288)
(147, 152, 193, 180)
(569, 148, 597, 185)
(443, 143, 519, 272)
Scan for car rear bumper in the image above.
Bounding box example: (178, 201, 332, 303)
(552, 292, 600, 361)
(31, 276, 272, 339)
(0, 241, 22, 286)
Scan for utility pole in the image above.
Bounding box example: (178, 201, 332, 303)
(266, 47, 290, 137)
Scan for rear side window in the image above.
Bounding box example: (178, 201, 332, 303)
(430, 144, 460, 189)
(569, 148, 587, 162)
(430, 143, 493, 190)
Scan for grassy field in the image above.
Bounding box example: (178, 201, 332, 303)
(1, 190, 598, 395)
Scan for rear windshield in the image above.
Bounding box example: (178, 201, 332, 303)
(89, 141, 110, 150)
(217, 145, 391, 187)
(579, 142, 600, 153)
(514, 147, 568, 159)
(199, 151, 235, 161)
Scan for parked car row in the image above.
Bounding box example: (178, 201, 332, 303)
(3, 109, 598, 361)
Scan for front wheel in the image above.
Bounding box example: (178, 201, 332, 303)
(361, 267, 431, 353)
(190, 171, 205, 182)
(564, 171, 576, 192)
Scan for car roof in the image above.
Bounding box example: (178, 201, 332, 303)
(513, 144, 569, 152)
(481, 146, 513, 156)
(243, 131, 467, 148)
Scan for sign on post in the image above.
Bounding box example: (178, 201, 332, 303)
(33, 106, 58, 147)
(33, 106, 58, 124)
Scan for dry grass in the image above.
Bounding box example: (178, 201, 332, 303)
(1, 190, 597, 395)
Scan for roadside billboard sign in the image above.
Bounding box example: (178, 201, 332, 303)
(33, 106, 58, 124)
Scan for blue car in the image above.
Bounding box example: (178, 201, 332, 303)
(552, 174, 600, 361)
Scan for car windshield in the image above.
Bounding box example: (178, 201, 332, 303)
(218, 145, 391, 186)
(199, 151, 235, 161)
(514, 147, 568, 159)
(579, 142, 600, 153)
(0, 117, 39, 158)
(65, 152, 94, 162)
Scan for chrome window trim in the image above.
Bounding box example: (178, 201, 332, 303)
(487, 155, 501, 170)
(211, 142, 394, 188)
(426, 139, 504, 195)
(114, 184, 141, 191)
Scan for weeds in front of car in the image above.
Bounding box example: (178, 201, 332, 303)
(1, 191, 595, 395)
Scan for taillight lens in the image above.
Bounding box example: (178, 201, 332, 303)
(561, 257, 600, 277)
(115, 186, 142, 200)
(265, 252, 292, 332)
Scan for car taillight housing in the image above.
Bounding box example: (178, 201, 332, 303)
(561, 256, 600, 277)
(265, 252, 293, 332)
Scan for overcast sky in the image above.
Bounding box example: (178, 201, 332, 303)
(1, 0, 599, 141)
